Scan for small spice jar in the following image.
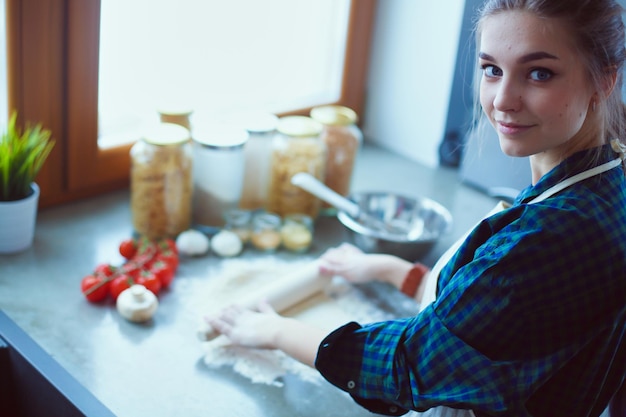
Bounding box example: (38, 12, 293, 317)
(310, 105, 362, 213)
(191, 124, 249, 227)
(223, 208, 252, 244)
(280, 214, 314, 253)
(250, 212, 282, 252)
(130, 123, 193, 240)
(267, 116, 326, 218)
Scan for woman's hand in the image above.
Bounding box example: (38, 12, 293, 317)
(318, 243, 418, 290)
(206, 301, 283, 349)
(206, 301, 327, 367)
(318, 243, 380, 284)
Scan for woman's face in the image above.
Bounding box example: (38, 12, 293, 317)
(479, 10, 598, 166)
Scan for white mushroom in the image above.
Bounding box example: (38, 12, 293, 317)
(116, 284, 159, 323)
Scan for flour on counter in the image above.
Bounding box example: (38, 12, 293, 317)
(198, 258, 396, 386)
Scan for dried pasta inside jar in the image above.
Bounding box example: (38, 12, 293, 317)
(130, 123, 193, 240)
(266, 116, 326, 218)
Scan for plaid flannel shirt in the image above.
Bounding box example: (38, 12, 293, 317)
(315, 145, 626, 417)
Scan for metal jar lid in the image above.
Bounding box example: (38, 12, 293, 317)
(192, 123, 249, 149)
(310, 105, 358, 127)
(276, 115, 323, 137)
(142, 123, 190, 146)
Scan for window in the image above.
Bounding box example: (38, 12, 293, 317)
(99, 0, 352, 148)
(6, 0, 376, 207)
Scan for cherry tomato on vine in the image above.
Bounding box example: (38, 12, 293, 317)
(121, 262, 142, 279)
(94, 263, 116, 278)
(119, 238, 138, 260)
(136, 270, 162, 295)
(109, 274, 134, 301)
(162, 238, 178, 255)
(156, 250, 179, 272)
(81, 275, 110, 303)
(150, 259, 175, 287)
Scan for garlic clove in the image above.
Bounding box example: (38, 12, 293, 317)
(210, 230, 243, 257)
(116, 284, 159, 323)
(175, 229, 210, 256)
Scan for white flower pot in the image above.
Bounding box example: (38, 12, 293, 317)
(0, 183, 40, 254)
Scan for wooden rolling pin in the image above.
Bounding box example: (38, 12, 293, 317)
(197, 260, 330, 341)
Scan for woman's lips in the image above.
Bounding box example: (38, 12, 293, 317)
(497, 121, 534, 135)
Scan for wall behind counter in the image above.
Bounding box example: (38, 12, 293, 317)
(361, 0, 466, 168)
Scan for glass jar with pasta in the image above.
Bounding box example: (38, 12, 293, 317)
(310, 105, 362, 213)
(266, 116, 326, 218)
(130, 123, 193, 240)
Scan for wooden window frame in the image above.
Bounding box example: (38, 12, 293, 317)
(7, 0, 377, 208)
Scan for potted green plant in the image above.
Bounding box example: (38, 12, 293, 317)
(0, 112, 54, 253)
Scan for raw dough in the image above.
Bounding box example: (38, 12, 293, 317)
(197, 258, 394, 386)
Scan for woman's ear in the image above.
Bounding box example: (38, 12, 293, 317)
(601, 69, 619, 98)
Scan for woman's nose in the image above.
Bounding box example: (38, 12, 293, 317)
(493, 78, 522, 112)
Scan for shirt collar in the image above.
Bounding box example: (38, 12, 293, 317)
(515, 144, 617, 205)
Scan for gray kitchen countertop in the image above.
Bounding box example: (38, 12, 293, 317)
(0, 144, 498, 417)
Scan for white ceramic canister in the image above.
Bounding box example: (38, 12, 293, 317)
(210, 111, 278, 210)
(238, 112, 278, 210)
(191, 124, 249, 227)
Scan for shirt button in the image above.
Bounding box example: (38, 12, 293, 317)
(389, 406, 398, 413)
(347, 380, 355, 389)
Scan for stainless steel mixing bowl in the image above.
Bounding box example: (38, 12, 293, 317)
(337, 191, 453, 261)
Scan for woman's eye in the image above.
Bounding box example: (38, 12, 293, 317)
(529, 68, 554, 81)
(481, 64, 502, 78)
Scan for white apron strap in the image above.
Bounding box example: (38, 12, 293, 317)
(528, 158, 621, 204)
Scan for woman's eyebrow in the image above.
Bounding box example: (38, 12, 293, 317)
(518, 51, 559, 63)
(478, 51, 559, 63)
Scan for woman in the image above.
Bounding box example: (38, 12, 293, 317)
(207, 1, 626, 416)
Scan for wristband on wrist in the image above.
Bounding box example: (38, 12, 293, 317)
(400, 264, 429, 297)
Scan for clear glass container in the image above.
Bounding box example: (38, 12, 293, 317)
(130, 123, 193, 240)
(280, 214, 314, 253)
(223, 208, 252, 244)
(310, 105, 362, 213)
(191, 124, 249, 227)
(267, 116, 326, 218)
(250, 212, 282, 252)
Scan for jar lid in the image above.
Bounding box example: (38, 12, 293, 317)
(277, 116, 323, 137)
(310, 105, 358, 126)
(192, 123, 249, 148)
(142, 123, 190, 146)
(157, 107, 194, 117)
